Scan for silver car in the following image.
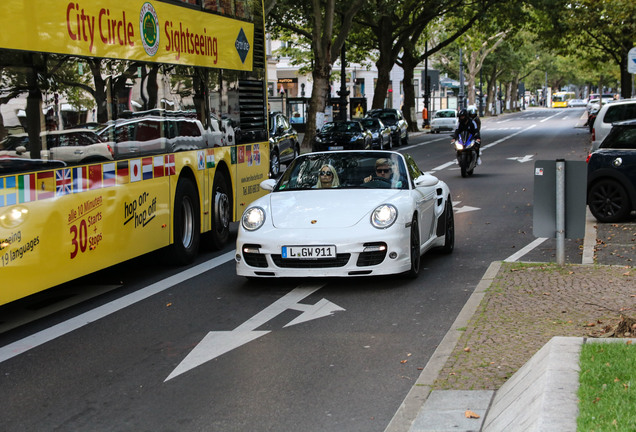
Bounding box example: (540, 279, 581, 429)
(430, 109, 458, 133)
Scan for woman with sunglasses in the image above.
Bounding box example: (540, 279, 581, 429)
(315, 164, 341, 188)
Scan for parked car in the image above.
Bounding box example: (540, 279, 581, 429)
(0, 129, 113, 164)
(365, 108, 409, 146)
(97, 115, 212, 158)
(568, 99, 587, 108)
(269, 112, 300, 177)
(236, 150, 454, 279)
(312, 121, 372, 152)
(429, 109, 458, 133)
(356, 117, 392, 149)
(590, 98, 636, 151)
(587, 119, 636, 222)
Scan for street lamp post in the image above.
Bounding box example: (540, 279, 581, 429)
(458, 48, 465, 110)
(337, 43, 349, 121)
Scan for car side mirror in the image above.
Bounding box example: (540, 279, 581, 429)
(260, 179, 277, 191)
(16, 145, 27, 155)
(414, 173, 439, 187)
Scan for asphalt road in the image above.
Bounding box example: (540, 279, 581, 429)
(0, 107, 592, 432)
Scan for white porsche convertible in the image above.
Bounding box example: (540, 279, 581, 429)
(235, 150, 454, 279)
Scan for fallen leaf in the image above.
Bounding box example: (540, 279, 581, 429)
(464, 347, 471, 352)
(400, 360, 408, 364)
(166, 302, 172, 307)
(465, 410, 480, 419)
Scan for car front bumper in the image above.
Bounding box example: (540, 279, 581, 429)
(235, 223, 421, 278)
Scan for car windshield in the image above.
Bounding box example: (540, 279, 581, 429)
(435, 111, 456, 118)
(274, 151, 409, 191)
(322, 122, 360, 133)
(358, 119, 378, 129)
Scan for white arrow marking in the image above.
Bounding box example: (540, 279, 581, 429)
(284, 298, 345, 327)
(165, 330, 270, 381)
(165, 284, 343, 381)
(454, 205, 481, 214)
(507, 155, 534, 163)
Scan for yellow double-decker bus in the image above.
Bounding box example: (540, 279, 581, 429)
(0, 0, 269, 305)
(552, 91, 575, 108)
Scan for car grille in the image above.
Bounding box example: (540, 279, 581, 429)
(272, 254, 351, 268)
(243, 252, 268, 268)
(356, 249, 387, 266)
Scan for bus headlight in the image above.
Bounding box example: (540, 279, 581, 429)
(371, 204, 397, 229)
(242, 207, 265, 231)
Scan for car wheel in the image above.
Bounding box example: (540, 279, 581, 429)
(588, 179, 632, 223)
(401, 131, 409, 146)
(439, 199, 454, 254)
(393, 134, 400, 147)
(209, 172, 232, 249)
(404, 215, 421, 278)
(386, 135, 392, 150)
(166, 178, 200, 265)
(270, 150, 280, 177)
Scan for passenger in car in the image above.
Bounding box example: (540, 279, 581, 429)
(315, 164, 340, 188)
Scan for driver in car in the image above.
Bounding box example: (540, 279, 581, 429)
(364, 158, 394, 184)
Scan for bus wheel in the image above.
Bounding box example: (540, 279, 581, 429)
(169, 178, 201, 265)
(210, 173, 232, 249)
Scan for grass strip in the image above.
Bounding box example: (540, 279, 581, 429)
(577, 341, 636, 431)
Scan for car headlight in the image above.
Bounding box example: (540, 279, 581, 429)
(315, 136, 323, 143)
(372, 132, 379, 138)
(242, 207, 265, 231)
(371, 204, 397, 229)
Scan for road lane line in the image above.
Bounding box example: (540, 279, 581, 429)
(0, 250, 236, 363)
(503, 238, 548, 262)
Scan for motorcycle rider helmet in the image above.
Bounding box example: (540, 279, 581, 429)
(467, 105, 477, 118)
(458, 108, 468, 122)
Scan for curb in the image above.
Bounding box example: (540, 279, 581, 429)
(385, 204, 601, 432)
(384, 261, 502, 432)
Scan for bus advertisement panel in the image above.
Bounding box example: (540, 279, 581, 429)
(0, 0, 269, 306)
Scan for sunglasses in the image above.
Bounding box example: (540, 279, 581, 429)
(319, 170, 333, 176)
(376, 168, 392, 174)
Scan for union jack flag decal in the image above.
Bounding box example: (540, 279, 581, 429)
(56, 168, 72, 196)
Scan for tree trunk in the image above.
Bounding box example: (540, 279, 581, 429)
(302, 63, 331, 150)
(486, 67, 498, 116)
(371, 16, 397, 110)
(400, 48, 419, 132)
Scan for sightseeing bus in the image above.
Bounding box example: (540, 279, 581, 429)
(552, 91, 575, 108)
(0, 0, 269, 306)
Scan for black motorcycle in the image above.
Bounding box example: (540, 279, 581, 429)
(452, 131, 478, 178)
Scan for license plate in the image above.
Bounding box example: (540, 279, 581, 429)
(328, 146, 343, 150)
(282, 245, 336, 259)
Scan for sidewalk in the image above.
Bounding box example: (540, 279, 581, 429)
(385, 213, 636, 432)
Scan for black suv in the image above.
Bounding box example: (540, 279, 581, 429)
(587, 119, 636, 222)
(365, 108, 409, 146)
(269, 112, 300, 177)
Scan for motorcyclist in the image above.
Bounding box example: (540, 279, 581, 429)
(467, 105, 481, 132)
(452, 108, 481, 165)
